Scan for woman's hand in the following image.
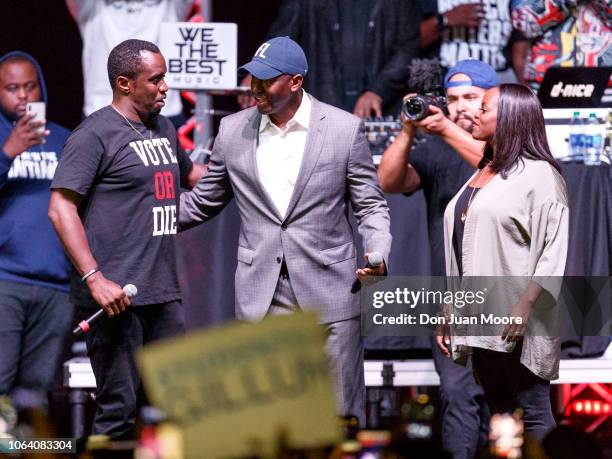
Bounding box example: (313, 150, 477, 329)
(502, 282, 543, 342)
(435, 328, 452, 357)
(435, 307, 452, 357)
(501, 298, 531, 342)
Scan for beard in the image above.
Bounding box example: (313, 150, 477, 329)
(144, 105, 162, 123)
(455, 114, 474, 133)
(0, 106, 19, 122)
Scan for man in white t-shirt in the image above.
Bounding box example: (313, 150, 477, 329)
(66, 0, 194, 125)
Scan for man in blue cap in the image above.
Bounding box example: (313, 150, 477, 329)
(378, 59, 499, 459)
(180, 36, 392, 425)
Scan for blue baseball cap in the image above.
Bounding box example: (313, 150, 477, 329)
(239, 36, 308, 80)
(444, 59, 499, 90)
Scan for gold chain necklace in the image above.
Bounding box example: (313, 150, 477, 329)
(111, 104, 152, 141)
(460, 166, 493, 224)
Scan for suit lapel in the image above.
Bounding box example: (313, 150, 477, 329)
(244, 111, 283, 223)
(283, 98, 327, 221)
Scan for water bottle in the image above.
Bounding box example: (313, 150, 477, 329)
(584, 113, 603, 166)
(568, 111, 585, 161)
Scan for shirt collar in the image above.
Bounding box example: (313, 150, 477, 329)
(259, 90, 311, 133)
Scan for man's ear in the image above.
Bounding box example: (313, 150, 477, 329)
(290, 74, 304, 92)
(115, 75, 132, 95)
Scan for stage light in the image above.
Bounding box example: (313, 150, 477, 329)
(572, 400, 611, 416)
(575, 401, 583, 412)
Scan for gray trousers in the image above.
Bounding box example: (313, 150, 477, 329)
(267, 270, 365, 425)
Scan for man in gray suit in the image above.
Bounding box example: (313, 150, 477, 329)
(179, 37, 392, 424)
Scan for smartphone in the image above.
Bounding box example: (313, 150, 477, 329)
(26, 102, 46, 134)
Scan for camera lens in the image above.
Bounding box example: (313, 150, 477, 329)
(402, 96, 428, 121)
(405, 99, 424, 116)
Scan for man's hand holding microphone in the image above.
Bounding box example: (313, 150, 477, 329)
(85, 270, 132, 317)
(73, 268, 138, 336)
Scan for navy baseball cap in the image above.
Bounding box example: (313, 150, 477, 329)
(239, 36, 308, 80)
(444, 59, 500, 90)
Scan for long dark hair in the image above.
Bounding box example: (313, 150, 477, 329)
(478, 84, 560, 177)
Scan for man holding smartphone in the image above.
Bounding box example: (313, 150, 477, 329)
(0, 51, 72, 409)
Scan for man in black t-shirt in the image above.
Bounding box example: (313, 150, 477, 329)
(49, 39, 205, 440)
(378, 60, 499, 459)
(408, 136, 474, 276)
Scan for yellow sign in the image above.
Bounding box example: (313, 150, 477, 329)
(137, 313, 341, 458)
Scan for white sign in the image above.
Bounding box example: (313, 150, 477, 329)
(159, 22, 237, 90)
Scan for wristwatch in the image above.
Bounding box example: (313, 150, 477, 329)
(436, 13, 449, 31)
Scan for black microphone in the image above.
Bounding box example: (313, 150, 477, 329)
(73, 284, 138, 337)
(351, 252, 384, 294)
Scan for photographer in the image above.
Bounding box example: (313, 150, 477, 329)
(378, 59, 499, 459)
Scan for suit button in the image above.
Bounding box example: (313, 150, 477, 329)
(281, 224, 287, 231)
(276, 257, 282, 264)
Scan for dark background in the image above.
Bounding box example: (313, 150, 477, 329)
(0, 0, 282, 129)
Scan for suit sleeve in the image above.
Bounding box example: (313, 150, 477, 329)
(178, 118, 234, 230)
(366, 0, 421, 107)
(347, 120, 392, 263)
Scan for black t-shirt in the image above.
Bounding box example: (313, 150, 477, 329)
(52, 106, 193, 307)
(409, 136, 474, 275)
(453, 186, 479, 276)
(418, 0, 516, 73)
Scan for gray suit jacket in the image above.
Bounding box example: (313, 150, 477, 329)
(179, 96, 392, 323)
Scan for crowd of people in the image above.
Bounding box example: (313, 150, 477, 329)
(0, 0, 609, 458)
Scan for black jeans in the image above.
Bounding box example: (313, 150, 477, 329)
(432, 339, 489, 459)
(472, 341, 556, 442)
(0, 280, 72, 408)
(79, 301, 184, 439)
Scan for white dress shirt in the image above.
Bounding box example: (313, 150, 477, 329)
(256, 91, 311, 217)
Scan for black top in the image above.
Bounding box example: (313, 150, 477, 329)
(409, 136, 475, 275)
(267, 0, 421, 115)
(52, 106, 193, 307)
(453, 186, 479, 276)
(337, 0, 370, 111)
